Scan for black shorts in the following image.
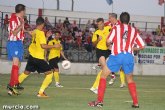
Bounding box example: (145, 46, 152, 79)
(49, 57, 60, 69)
(96, 48, 111, 60)
(25, 55, 51, 73)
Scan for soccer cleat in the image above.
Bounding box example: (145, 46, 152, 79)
(90, 87, 98, 94)
(15, 84, 24, 91)
(7, 84, 20, 95)
(132, 104, 139, 108)
(55, 83, 64, 88)
(109, 77, 116, 85)
(37, 92, 49, 98)
(120, 83, 126, 88)
(88, 101, 103, 108)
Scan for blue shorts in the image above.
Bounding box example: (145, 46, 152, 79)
(107, 52, 134, 74)
(7, 41, 24, 61)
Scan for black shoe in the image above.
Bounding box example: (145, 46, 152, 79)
(88, 101, 103, 108)
(132, 104, 139, 108)
(15, 84, 24, 90)
(7, 84, 20, 95)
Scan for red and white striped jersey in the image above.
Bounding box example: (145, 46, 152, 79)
(107, 24, 145, 55)
(8, 13, 24, 41)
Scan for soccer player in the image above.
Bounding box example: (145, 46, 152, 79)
(48, 31, 67, 87)
(88, 12, 145, 108)
(6, 4, 26, 95)
(90, 18, 111, 94)
(18, 17, 61, 97)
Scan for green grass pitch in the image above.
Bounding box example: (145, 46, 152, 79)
(0, 74, 165, 110)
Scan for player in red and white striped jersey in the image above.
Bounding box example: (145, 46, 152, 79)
(8, 13, 24, 41)
(6, 4, 26, 95)
(88, 12, 145, 108)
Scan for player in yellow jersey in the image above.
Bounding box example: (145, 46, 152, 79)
(90, 18, 112, 94)
(18, 17, 61, 97)
(47, 31, 68, 87)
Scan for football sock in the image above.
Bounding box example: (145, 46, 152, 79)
(54, 72, 60, 83)
(120, 70, 125, 84)
(39, 73, 53, 94)
(92, 70, 102, 89)
(9, 65, 19, 87)
(128, 82, 138, 105)
(19, 72, 29, 84)
(111, 73, 115, 79)
(97, 78, 106, 102)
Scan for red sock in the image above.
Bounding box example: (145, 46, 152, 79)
(128, 82, 138, 105)
(97, 78, 106, 102)
(9, 65, 19, 87)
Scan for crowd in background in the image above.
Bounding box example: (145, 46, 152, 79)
(1, 14, 165, 51)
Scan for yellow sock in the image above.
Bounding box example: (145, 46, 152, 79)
(54, 72, 60, 83)
(120, 70, 125, 84)
(19, 73, 29, 83)
(39, 73, 53, 94)
(92, 70, 102, 89)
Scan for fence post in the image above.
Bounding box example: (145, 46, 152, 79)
(54, 16, 56, 27)
(28, 14, 31, 24)
(79, 18, 81, 28)
(145, 22, 147, 32)
(1, 12, 4, 28)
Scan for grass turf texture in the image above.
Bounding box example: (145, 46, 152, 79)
(0, 74, 165, 110)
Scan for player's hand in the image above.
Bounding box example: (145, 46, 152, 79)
(46, 31, 52, 38)
(28, 31, 33, 35)
(98, 36, 102, 41)
(54, 44, 61, 49)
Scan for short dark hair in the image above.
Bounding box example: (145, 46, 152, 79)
(96, 18, 104, 23)
(36, 17, 45, 26)
(55, 31, 61, 35)
(109, 13, 117, 19)
(15, 4, 26, 13)
(120, 12, 130, 24)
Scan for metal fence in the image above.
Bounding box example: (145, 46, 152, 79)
(0, 11, 161, 62)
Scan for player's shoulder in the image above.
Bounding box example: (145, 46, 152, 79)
(93, 28, 100, 34)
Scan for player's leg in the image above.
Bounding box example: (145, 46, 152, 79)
(125, 74, 139, 108)
(109, 72, 116, 85)
(88, 54, 121, 107)
(90, 70, 102, 94)
(38, 71, 53, 97)
(19, 71, 30, 84)
(54, 68, 63, 87)
(88, 56, 112, 107)
(119, 69, 126, 88)
(37, 60, 53, 97)
(122, 53, 139, 108)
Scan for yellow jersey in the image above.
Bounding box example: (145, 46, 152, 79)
(48, 39, 62, 60)
(92, 26, 111, 50)
(29, 29, 46, 59)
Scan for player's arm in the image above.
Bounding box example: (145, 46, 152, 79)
(40, 31, 61, 49)
(60, 51, 68, 60)
(133, 33, 145, 51)
(106, 27, 115, 47)
(92, 33, 102, 47)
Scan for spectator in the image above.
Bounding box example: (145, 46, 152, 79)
(85, 20, 91, 29)
(63, 17, 70, 28)
(91, 20, 97, 29)
(3, 14, 9, 31)
(162, 25, 165, 36)
(24, 16, 30, 30)
(156, 25, 161, 36)
(56, 19, 63, 31)
(145, 35, 152, 46)
(45, 17, 53, 30)
(72, 20, 78, 31)
(132, 23, 135, 28)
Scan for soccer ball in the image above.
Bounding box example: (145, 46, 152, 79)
(61, 60, 71, 70)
